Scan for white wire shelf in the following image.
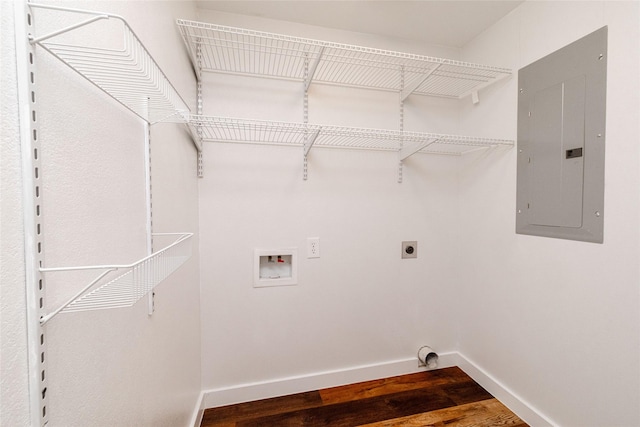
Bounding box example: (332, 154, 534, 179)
(39, 233, 193, 324)
(30, 3, 190, 125)
(176, 20, 511, 100)
(188, 115, 514, 157)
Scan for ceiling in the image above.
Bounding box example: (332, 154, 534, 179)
(196, 0, 524, 47)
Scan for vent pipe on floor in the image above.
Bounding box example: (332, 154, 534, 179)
(417, 346, 438, 369)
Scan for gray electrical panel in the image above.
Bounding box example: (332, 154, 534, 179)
(516, 27, 607, 243)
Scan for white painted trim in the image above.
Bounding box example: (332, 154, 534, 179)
(189, 390, 205, 427)
(456, 352, 558, 427)
(202, 352, 458, 409)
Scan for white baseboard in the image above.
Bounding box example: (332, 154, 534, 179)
(189, 390, 205, 427)
(455, 352, 557, 427)
(201, 352, 459, 409)
(198, 352, 555, 427)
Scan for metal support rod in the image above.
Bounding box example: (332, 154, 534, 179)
(400, 64, 441, 102)
(40, 269, 117, 326)
(458, 71, 511, 101)
(144, 122, 153, 255)
(197, 40, 204, 177)
(304, 128, 321, 157)
(303, 53, 310, 180)
(398, 66, 405, 183)
(398, 139, 440, 161)
(29, 15, 109, 44)
(143, 121, 154, 315)
(197, 144, 204, 176)
(304, 46, 325, 92)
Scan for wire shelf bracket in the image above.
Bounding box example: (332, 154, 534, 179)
(304, 127, 321, 157)
(401, 64, 441, 102)
(399, 139, 440, 161)
(304, 46, 325, 92)
(39, 233, 193, 325)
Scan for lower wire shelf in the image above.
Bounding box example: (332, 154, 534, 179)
(188, 115, 514, 157)
(40, 233, 193, 324)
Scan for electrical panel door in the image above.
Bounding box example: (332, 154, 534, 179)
(517, 27, 607, 243)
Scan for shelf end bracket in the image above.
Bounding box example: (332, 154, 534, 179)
(471, 90, 480, 105)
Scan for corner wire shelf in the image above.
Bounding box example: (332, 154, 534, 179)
(176, 20, 512, 100)
(39, 233, 193, 325)
(29, 3, 195, 133)
(188, 115, 514, 159)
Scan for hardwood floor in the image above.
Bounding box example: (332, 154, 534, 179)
(201, 367, 528, 426)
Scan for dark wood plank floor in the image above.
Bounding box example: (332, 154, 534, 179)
(201, 367, 528, 426)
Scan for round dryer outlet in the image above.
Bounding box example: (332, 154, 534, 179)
(401, 241, 417, 259)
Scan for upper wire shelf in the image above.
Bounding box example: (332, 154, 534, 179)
(39, 233, 193, 324)
(176, 20, 512, 100)
(30, 3, 191, 125)
(188, 115, 514, 157)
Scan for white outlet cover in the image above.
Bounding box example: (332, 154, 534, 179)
(307, 237, 320, 258)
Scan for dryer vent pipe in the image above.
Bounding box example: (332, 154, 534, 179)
(417, 346, 438, 369)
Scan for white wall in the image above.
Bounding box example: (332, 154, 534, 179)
(458, 1, 640, 426)
(195, 10, 472, 395)
(1, 1, 201, 426)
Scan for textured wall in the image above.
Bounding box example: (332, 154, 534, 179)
(2, 1, 201, 426)
(1, 1, 32, 425)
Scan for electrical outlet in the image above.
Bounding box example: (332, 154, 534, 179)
(402, 241, 417, 259)
(307, 237, 320, 258)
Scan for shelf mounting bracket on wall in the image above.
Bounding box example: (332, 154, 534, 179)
(458, 71, 511, 103)
(398, 66, 405, 183)
(303, 52, 310, 180)
(304, 128, 321, 157)
(471, 90, 480, 105)
(16, 1, 49, 424)
(196, 39, 205, 177)
(304, 46, 325, 92)
(400, 64, 441, 102)
(399, 139, 440, 161)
